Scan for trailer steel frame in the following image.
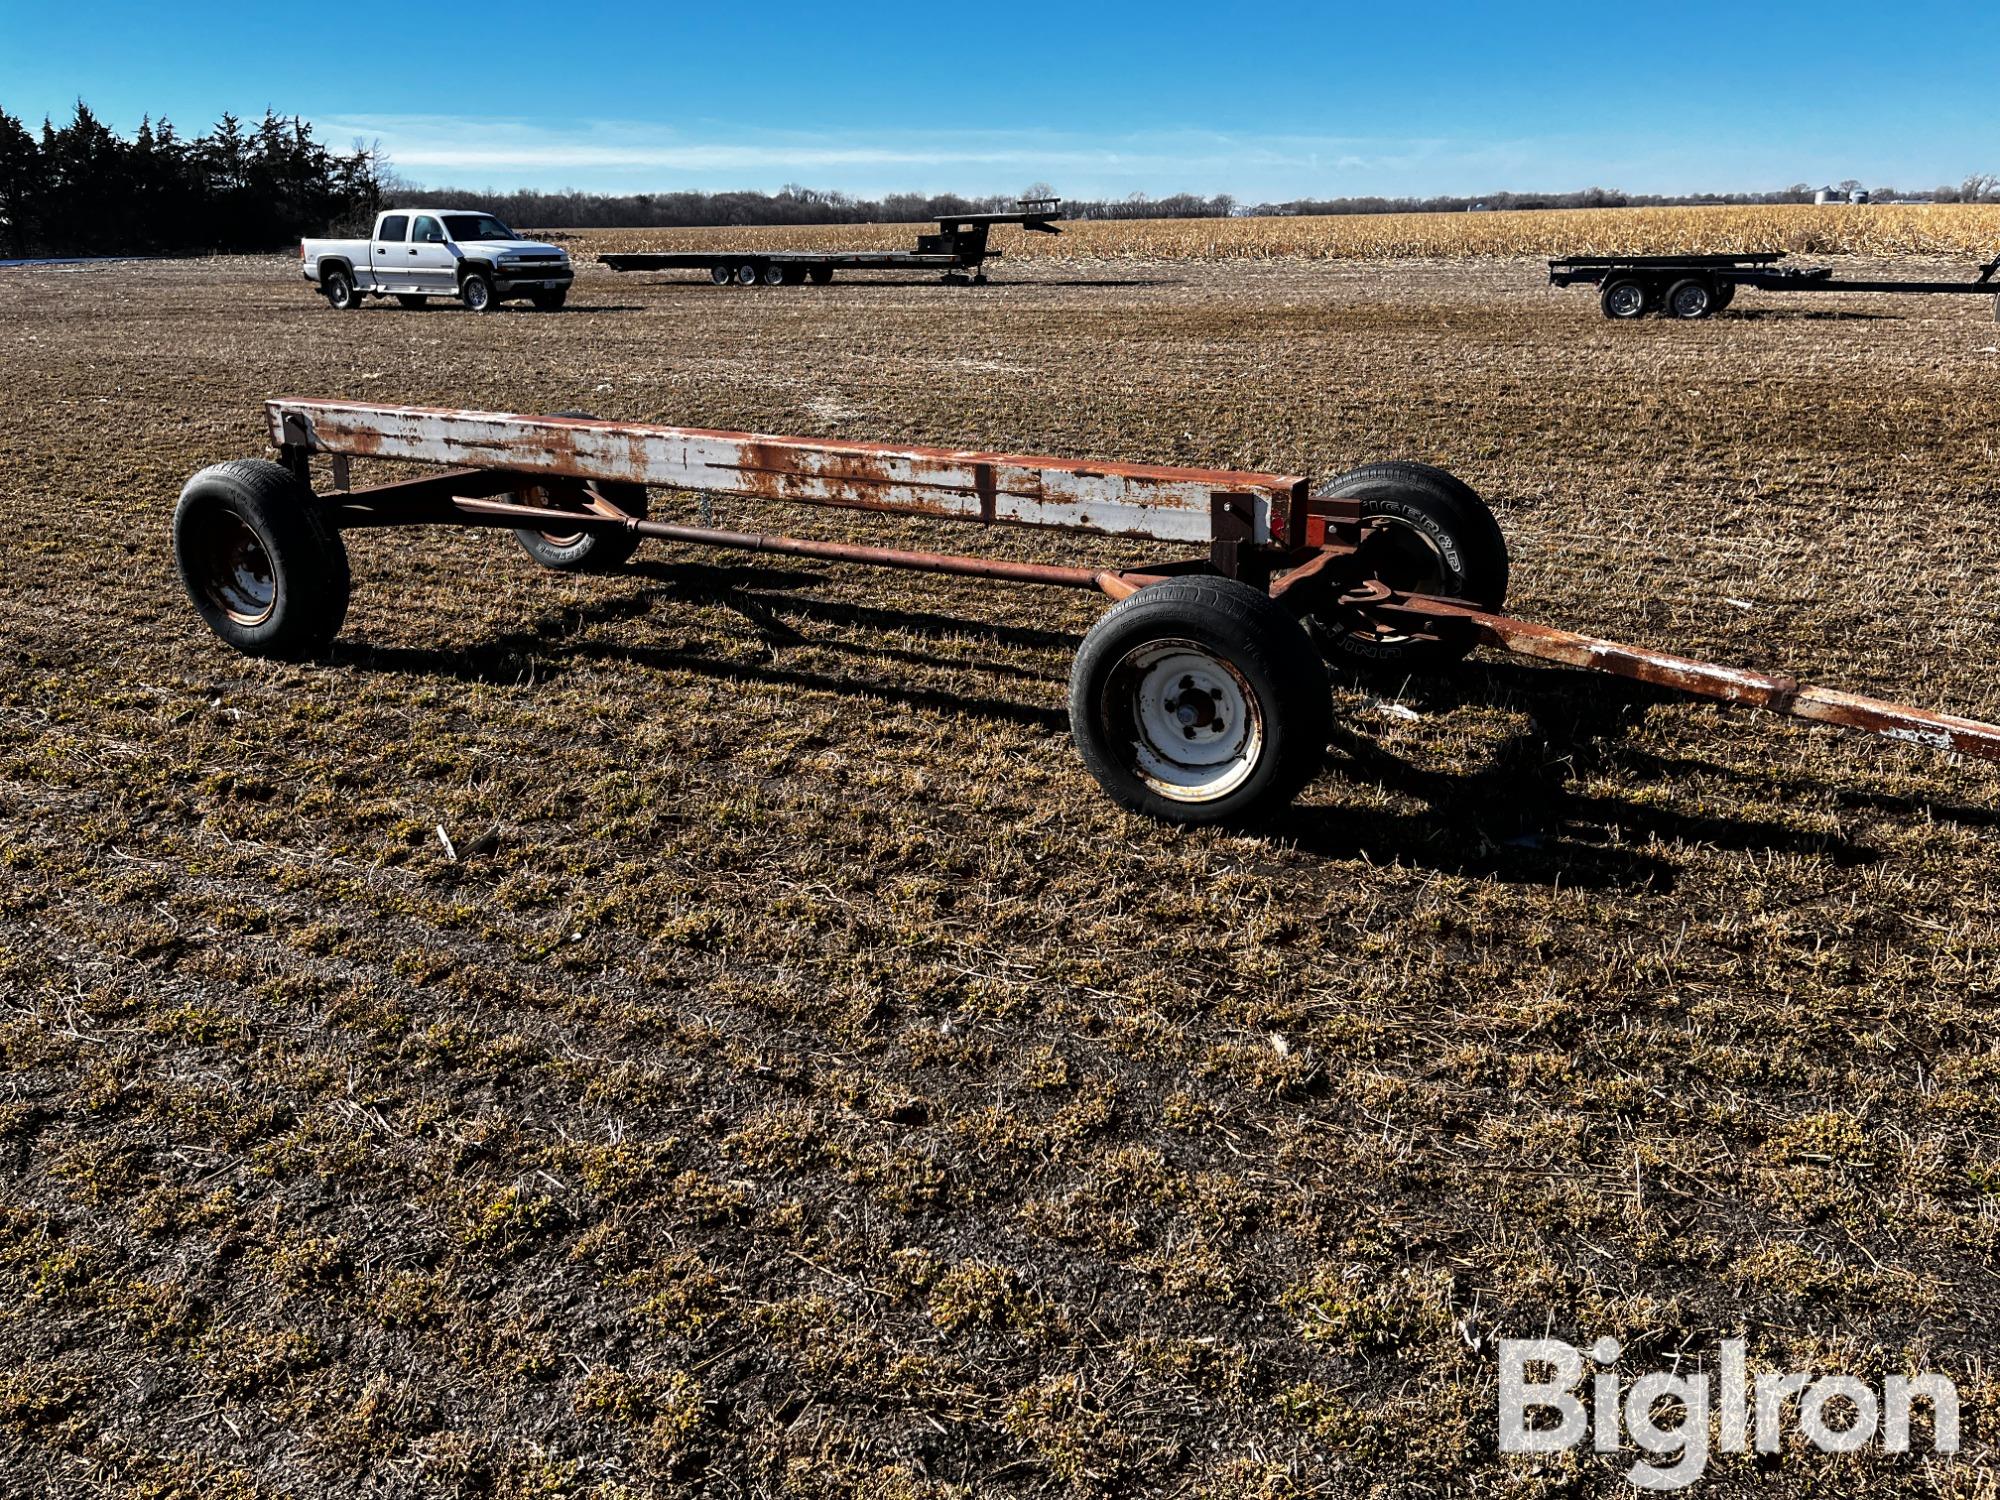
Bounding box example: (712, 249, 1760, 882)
(597, 200, 1065, 287)
(171, 400, 2000, 825)
(1550, 250, 2000, 320)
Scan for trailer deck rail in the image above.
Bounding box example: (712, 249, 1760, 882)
(169, 401, 2000, 827)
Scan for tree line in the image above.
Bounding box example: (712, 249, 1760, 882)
(391, 180, 1244, 228)
(1252, 178, 2000, 216)
(0, 101, 385, 258)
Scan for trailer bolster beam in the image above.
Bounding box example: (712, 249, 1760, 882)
(268, 399, 1308, 548)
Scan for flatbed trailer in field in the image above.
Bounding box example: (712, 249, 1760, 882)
(170, 401, 2000, 827)
(1550, 250, 2000, 319)
(598, 200, 1064, 287)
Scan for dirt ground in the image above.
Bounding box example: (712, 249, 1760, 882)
(3, 252, 1998, 1498)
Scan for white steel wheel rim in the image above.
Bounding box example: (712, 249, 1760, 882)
(1112, 638, 1265, 802)
(1674, 286, 1707, 317)
(1609, 285, 1643, 316)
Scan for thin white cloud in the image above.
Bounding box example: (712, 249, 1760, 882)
(311, 113, 1540, 199)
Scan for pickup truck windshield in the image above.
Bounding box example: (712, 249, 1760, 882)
(443, 215, 515, 242)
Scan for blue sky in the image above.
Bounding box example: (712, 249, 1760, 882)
(3, 1, 1996, 201)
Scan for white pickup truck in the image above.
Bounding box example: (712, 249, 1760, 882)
(300, 209, 574, 312)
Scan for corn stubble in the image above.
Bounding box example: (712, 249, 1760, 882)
(0, 249, 1997, 1497)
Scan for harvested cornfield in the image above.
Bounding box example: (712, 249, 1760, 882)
(563, 201, 2000, 263)
(3, 251, 1999, 1498)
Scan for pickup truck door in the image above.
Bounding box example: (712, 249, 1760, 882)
(370, 214, 412, 289)
(408, 216, 459, 293)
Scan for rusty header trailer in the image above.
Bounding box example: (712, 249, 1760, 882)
(170, 401, 2000, 826)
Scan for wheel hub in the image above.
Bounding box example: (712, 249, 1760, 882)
(197, 510, 277, 626)
(1116, 641, 1263, 801)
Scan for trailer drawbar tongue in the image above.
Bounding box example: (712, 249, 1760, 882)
(1550, 250, 2000, 320)
(597, 199, 1063, 287)
(171, 401, 2000, 827)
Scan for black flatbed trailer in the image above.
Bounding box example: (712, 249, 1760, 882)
(599, 200, 1063, 287)
(1549, 250, 2000, 320)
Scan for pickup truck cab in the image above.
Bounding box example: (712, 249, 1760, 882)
(301, 209, 573, 312)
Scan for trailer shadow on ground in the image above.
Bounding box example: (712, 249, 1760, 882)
(334, 565, 1906, 892)
(1724, 308, 1894, 322)
(633, 277, 1186, 292)
(1292, 660, 1881, 888)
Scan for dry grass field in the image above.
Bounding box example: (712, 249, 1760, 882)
(4, 232, 2000, 1497)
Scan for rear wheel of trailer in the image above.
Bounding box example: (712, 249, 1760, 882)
(1666, 278, 1718, 319)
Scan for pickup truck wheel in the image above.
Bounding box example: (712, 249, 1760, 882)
(460, 272, 497, 312)
(174, 459, 350, 659)
(396, 294, 428, 309)
(323, 269, 360, 310)
(531, 289, 568, 311)
(511, 411, 649, 572)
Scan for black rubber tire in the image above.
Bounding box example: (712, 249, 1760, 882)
(808, 266, 834, 285)
(460, 271, 497, 312)
(1302, 461, 1509, 671)
(710, 265, 734, 285)
(173, 459, 350, 660)
(779, 265, 807, 286)
(532, 289, 568, 311)
(396, 294, 428, 309)
(1714, 283, 1736, 311)
(511, 411, 648, 572)
(1069, 578, 1330, 827)
(762, 263, 788, 286)
(1599, 279, 1650, 319)
(1665, 277, 1717, 319)
(736, 262, 760, 286)
(323, 268, 360, 310)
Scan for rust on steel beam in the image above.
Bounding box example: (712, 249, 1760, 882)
(1380, 593, 2000, 761)
(265, 399, 1310, 548)
(447, 494, 1167, 592)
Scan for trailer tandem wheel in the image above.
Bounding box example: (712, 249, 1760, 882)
(1666, 278, 1718, 319)
(1069, 578, 1331, 825)
(1600, 279, 1651, 319)
(1299, 462, 1509, 671)
(710, 265, 733, 285)
(808, 266, 835, 284)
(174, 459, 351, 659)
(735, 262, 761, 286)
